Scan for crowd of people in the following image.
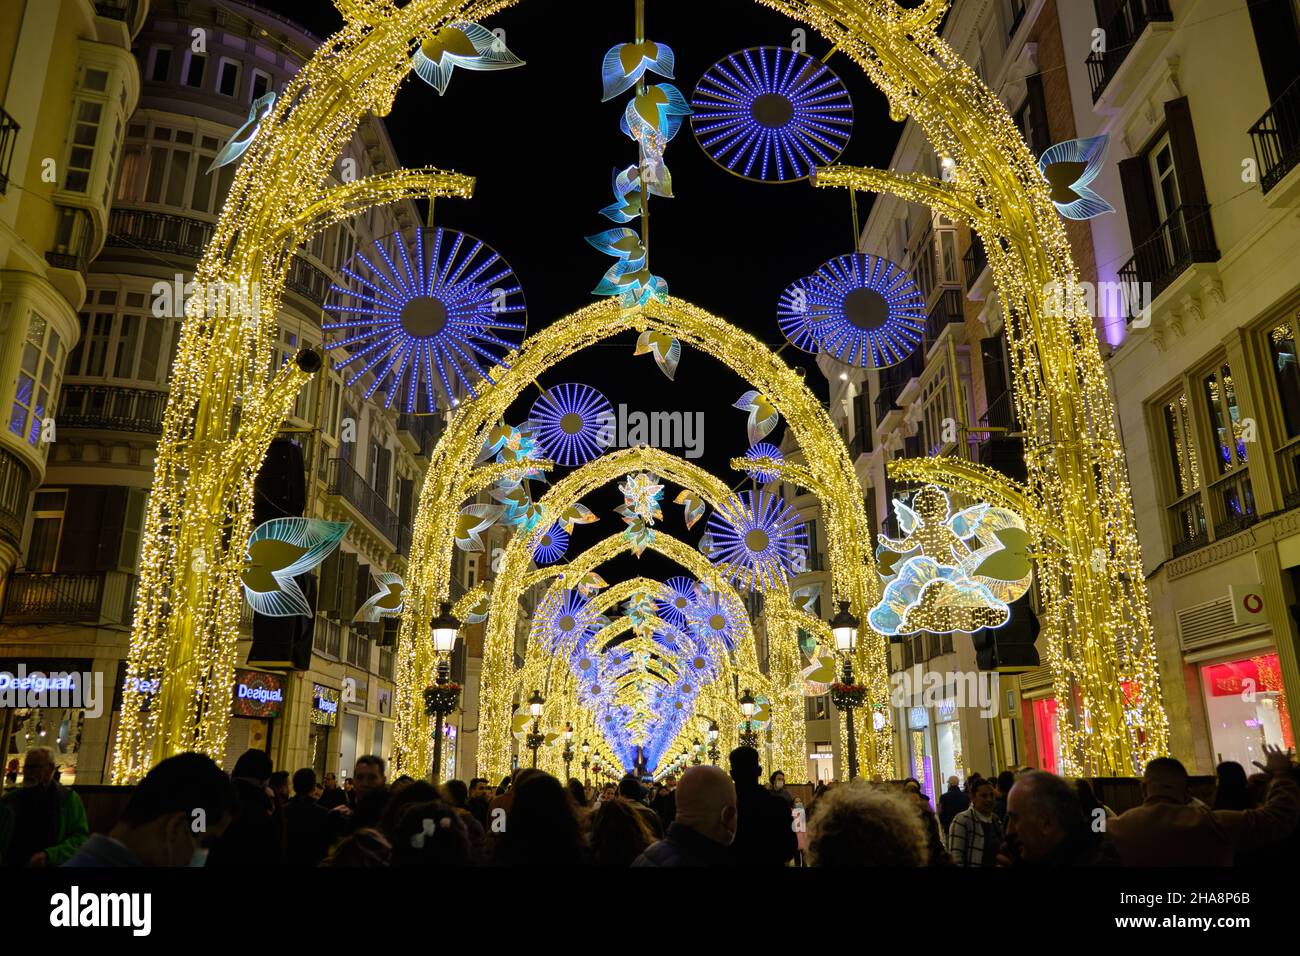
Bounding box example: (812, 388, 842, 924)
(0, 741, 1295, 867)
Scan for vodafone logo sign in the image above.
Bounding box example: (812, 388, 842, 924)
(1242, 592, 1264, 616)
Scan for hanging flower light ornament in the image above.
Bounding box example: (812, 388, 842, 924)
(690, 47, 853, 183)
(411, 21, 525, 96)
(801, 253, 926, 369)
(528, 383, 616, 467)
(324, 228, 526, 414)
(706, 490, 809, 590)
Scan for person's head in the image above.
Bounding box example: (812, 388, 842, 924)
(674, 765, 738, 847)
(590, 794, 655, 866)
(662, 774, 676, 791)
(770, 770, 786, 790)
(230, 748, 273, 786)
(1073, 777, 1102, 813)
(567, 777, 587, 807)
(312, 784, 324, 800)
(969, 777, 996, 815)
(269, 770, 290, 801)
(1005, 771, 1087, 864)
(618, 773, 644, 801)
(344, 777, 354, 791)
(469, 777, 490, 800)
(390, 774, 415, 796)
(20, 746, 57, 788)
(353, 755, 386, 800)
(728, 745, 762, 784)
(378, 781, 439, 840)
(113, 752, 238, 866)
(1142, 757, 1190, 804)
(442, 778, 469, 808)
(1213, 761, 1251, 810)
(806, 781, 928, 866)
(320, 828, 391, 867)
(601, 782, 616, 800)
(495, 772, 585, 866)
(390, 800, 472, 867)
(996, 770, 1016, 796)
(292, 767, 316, 798)
(946, 775, 960, 790)
(323, 772, 338, 789)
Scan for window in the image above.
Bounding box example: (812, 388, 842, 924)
(1199, 653, 1293, 767)
(183, 52, 206, 88)
(1202, 363, 1256, 532)
(8, 313, 65, 450)
(63, 99, 103, 193)
(1148, 132, 1182, 225)
(26, 490, 67, 572)
(67, 293, 174, 384)
(217, 58, 241, 97)
(147, 46, 172, 82)
(251, 69, 272, 101)
(1157, 389, 1205, 553)
(1267, 318, 1300, 438)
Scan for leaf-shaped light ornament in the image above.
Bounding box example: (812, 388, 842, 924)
(411, 21, 525, 96)
(454, 502, 504, 553)
(463, 592, 491, 625)
(241, 518, 350, 617)
(622, 516, 655, 557)
(791, 582, 823, 616)
(634, 330, 681, 381)
(733, 390, 779, 445)
(585, 228, 647, 270)
(1039, 134, 1115, 221)
(698, 531, 718, 559)
(493, 424, 547, 486)
(594, 263, 669, 307)
(558, 501, 598, 535)
(491, 481, 544, 534)
(601, 39, 676, 101)
(957, 507, 1034, 603)
(675, 488, 705, 529)
(208, 92, 276, 173)
(354, 571, 405, 623)
(802, 646, 838, 696)
(574, 571, 608, 598)
(600, 165, 645, 222)
(619, 472, 665, 524)
(621, 83, 692, 146)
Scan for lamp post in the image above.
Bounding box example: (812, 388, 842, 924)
(581, 739, 591, 786)
(691, 737, 703, 766)
(425, 602, 461, 782)
(830, 600, 861, 781)
(525, 688, 546, 768)
(562, 723, 575, 781)
(739, 688, 759, 749)
(707, 720, 720, 764)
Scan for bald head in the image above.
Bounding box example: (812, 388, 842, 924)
(674, 765, 738, 846)
(1143, 757, 1189, 803)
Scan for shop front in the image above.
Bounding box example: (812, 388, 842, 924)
(1, 658, 96, 785)
(223, 668, 285, 772)
(1197, 650, 1294, 767)
(308, 682, 340, 778)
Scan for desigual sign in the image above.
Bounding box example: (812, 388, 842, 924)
(231, 669, 285, 719)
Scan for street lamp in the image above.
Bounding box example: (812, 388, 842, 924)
(425, 601, 461, 782)
(830, 600, 861, 781)
(562, 723, 575, 781)
(739, 688, 759, 749)
(691, 737, 703, 765)
(707, 720, 720, 764)
(581, 738, 591, 785)
(526, 689, 546, 768)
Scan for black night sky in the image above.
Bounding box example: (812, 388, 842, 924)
(258, 0, 903, 586)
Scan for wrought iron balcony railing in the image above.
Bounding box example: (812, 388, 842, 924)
(926, 288, 965, 342)
(0, 107, 18, 195)
(1249, 75, 1300, 195)
(963, 235, 988, 289)
(1118, 202, 1218, 306)
(2, 571, 137, 625)
(1085, 0, 1173, 102)
(58, 383, 167, 433)
(326, 457, 399, 545)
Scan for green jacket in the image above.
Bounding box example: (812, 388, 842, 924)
(0, 783, 90, 866)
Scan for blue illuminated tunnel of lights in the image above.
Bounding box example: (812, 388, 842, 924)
(322, 227, 526, 415)
(689, 46, 853, 184)
(655, 576, 698, 629)
(802, 253, 926, 369)
(528, 382, 616, 467)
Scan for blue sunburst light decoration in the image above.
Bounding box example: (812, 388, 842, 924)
(537, 589, 593, 651)
(689, 46, 853, 184)
(744, 442, 785, 484)
(323, 227, 526, 414)
(655, 576, 698, 629)
(528, 383, 616, 467)
(706, 489, 809, 590)
(804, 253, 926, 369)
(686, 588, 741, 650)
(777, 277, 820, 354)
(529, 522, 569, 565)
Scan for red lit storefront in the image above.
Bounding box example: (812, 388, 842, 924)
(1198, 652, 1294, 767)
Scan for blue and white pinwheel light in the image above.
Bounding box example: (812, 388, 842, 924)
(686, 588, 741, 650)
(529, 522, 569, 565)
(536, 589, 595, 651)
(323, 228, 526, 415)
(803, 253, 926, 369)
(655, 576, 698, 629)
(777, 278, 821, 354)
(743, 442, 785, 484)
(690, 47, 853, 183)
(706, 489, 809, 590)
(1039, 134, 1115, 221)
(528, 383, 615, 467)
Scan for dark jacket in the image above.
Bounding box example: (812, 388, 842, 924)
(651, 790, 676, 830)
(731, 782, 797, 866)
(938, 784, 970, 833)
(0, 783, 89, 866)
(284, 795, 332, 867)
(633, 822, 734, 867)
(206, 777, 285, 867)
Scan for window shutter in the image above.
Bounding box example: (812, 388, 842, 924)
(59, 487, 104, 573)
(96, 486, 128, 571)
(1164, 97, 1218, 257)
(1117, 156, 1161, 248)
(318, 549, 343, 617)
(1025, 73, 1051, 156)
(338, 551, 359, 621)
(1248, 0, 1300, 105)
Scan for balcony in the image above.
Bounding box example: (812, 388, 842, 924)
(977, 390, 1027, 482)
(1086, 0, 1173, 102)
(1249, 76, 1300, 196)
(108, 208, 213, 258)
(963, 235, 988, 290)
(47, 206, 93, 276)
(2, 570, 137, 625)
(58, 384, 167, 434)
(326, 457, 399, 545)
(1277, 439, 1300, 511)
(874, 382, 902, 428)
(397, 412, 445, 457)
(285, 252, 331, 307)
(849, 429, 871, 460)
(0, 107, 18, 195)
(925, 288, 965, 343)
(1119, 203, 1219, 308)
